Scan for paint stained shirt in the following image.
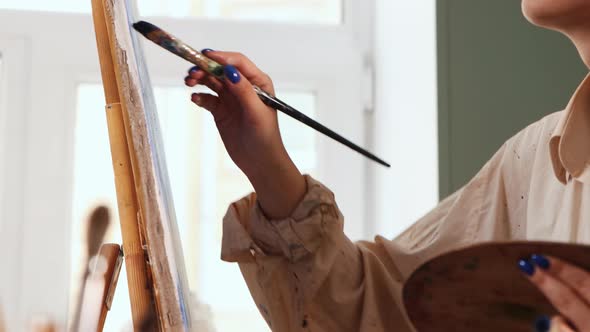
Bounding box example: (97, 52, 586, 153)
(220, 75, 590, 332)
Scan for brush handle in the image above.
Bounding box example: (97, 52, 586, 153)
(252, 86, 391, 168)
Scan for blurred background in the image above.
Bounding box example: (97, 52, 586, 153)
(0, 0, 585, 331)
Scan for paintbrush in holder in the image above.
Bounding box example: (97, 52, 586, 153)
(70, 206, 110, 332)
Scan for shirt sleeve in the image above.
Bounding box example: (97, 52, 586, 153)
(218, 111, 563, 332)
(221, 175, 422, 331)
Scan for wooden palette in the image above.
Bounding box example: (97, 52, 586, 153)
(403, 242, 590, 332)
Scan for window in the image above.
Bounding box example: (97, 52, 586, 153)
(0, 0, 342, 24)
(0, 52, 4, 231)
(1, 2, 370, 330)
(0, 51, 3, 175)
(0, 0, 90, 13)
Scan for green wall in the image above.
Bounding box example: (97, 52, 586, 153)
(437, 0, 587, 198)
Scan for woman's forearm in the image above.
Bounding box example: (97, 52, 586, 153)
(246, 154, 307, 220)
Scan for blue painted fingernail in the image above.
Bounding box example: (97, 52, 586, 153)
(534, 315, 551, 332)
(224, 65, 241, 84)
(201, 48, 214, 54)
(189, 66, 200, 73)
(531, 254, 550, 270)
(518, 259, 535, 276)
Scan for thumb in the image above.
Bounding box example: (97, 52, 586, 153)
(222, 64, 266, 112)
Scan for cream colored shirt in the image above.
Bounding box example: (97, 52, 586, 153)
(220, 74, 590, 332)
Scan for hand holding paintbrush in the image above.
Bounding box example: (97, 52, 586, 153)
(183, 49, 312, 219)
(134, 21, 345, 218)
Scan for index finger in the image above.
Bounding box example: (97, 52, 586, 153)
(202, 50, 275, 94)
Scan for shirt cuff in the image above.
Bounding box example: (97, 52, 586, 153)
(221, 175, 342, 263)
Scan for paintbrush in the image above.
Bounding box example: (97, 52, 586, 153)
(70, 205, 110, 332)
(132, 21, 391, 168)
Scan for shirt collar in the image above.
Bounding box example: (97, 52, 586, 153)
(550, 73, 590, 184)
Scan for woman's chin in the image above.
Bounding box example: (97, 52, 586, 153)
(522, 0, 590, 29)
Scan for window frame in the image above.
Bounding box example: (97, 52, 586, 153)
(0, 36, 28, 332)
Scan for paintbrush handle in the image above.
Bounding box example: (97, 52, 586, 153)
(252, 86, 391, 168)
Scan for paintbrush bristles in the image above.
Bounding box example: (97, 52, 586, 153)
(86, 205, 110, 261)
(132, 21, 158, 35)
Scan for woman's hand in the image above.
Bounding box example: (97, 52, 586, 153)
(518, 255, 590, 332)
(184, 50, 306, 219)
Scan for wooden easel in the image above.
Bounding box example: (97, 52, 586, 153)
(88, 0, 194, 330)
(89, 0, 156, 329)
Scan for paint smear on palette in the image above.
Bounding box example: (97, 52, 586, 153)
(486, 302, 538, 321)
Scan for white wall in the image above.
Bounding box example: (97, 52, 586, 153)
(369, 0, 439, 238)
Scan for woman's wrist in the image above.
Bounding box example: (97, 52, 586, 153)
(245, 153, 307, 220)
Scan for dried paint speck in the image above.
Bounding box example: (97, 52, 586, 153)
(463, 257, 480, 271)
